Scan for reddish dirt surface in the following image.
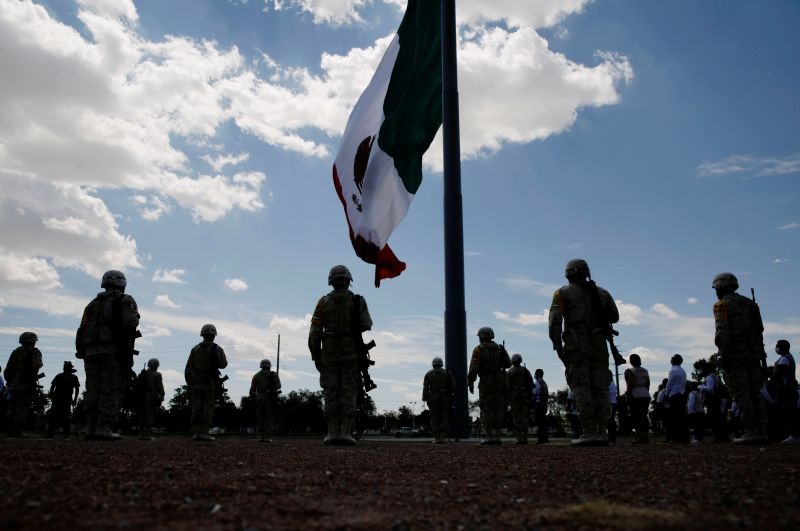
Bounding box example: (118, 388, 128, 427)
(1, 436, 798, 530)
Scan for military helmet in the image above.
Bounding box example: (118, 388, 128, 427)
(19, 331, 38, 344)
(200, 323, 217, 337)
(328, 265, 353, 286)
(565, 259, 590, 280)
(432, 357, 443, 369)
(260, 359, 271, 369)
(477, 326, 494, 340)
(147, 358, 160, 369)
(511, 353, 522, 365)
(712, 272, 738, 291)
(101, 269, 127, 289)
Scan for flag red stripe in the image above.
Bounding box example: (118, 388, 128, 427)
(332, 164, 406, 287)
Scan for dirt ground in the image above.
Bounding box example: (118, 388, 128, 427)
(1, 436, 798, 530)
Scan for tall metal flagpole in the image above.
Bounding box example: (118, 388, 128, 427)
(442, 0, 469, 439)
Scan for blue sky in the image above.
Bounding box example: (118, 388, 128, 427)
(1, 0, 798, 411)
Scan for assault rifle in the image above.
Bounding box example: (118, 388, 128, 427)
(750, 288, 769, 380)
(215, 372, 229, 399)
(604, 326, 627, 367)
(351, 294, 377, 392)
(358, 339, 378, 392)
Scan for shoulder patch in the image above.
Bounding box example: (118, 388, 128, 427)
(713, 300, 728, 322)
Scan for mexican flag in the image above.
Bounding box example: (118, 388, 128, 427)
(332, 0, 442, 287)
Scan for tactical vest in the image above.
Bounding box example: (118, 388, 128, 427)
(424, 368, 453, 401)
(82, 291, 122, 347)
(719, 293, 764, 353)
(318, 290, 361, 360)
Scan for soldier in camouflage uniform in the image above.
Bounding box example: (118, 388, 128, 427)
(186, 324, 228, 441)
(506, 354, 533, 444)
(76, 270, 140, 441)
(3, 332, 43, 437)
(423, 357, 455, 444)
(137, 358, 165, 440)
(308, 265, 373, 446)
(712, 272, 769, 444)
(46, 361, 80, 438)
(250, 359, 281, 443)
(468, 327, 511, 445)
(549, 259, 620, 446)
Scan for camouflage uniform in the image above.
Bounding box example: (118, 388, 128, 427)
(250, 367, 281, 442)
(308, 285, 372, 444)
(549, 279, 619, 441)
(423, 365, 455, 443)
(506, 365, 533, 444)
(185, 339, 227, 438)
(468, 339, 511, 442)
(3, 343, 43, 436)
(137, 367, 164, 439)
(714, 292, 768, 438)
(76, 289, 139, 436)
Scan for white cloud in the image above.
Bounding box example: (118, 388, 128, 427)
(778, 222, 799, 231)
(687, 297, 699, 305)
(225, 278, 249, 291)
(494, 310, 548, 326)
(268, 314, 312, 331)
(154, 294, 181, 309)
(650, 303, 679, 319)
(696, 153, 800, 179)
(615, 301, 643, 325)
(0, 172, 141, 286)
(152, 268, 188, 284)
(554, 242, 584, 251)
(774, 258, 791, 264)
(454, 0, 592, 29)
(498, 277, 560, 297)
(136, 195, 171, 221)
(265, 0, 369, 25)
(425, 27, 632, 171)
(201, 152, 250, 172)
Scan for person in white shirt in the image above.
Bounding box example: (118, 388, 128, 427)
(666, 354, 689, 443)
(624, 354, 651, 444)
(566, 388, 581, 439)
(686, 382, 705, 443)
(768, 340, 799, 443)
(698, 358, 728, 443)
(607, 372, 618, 443)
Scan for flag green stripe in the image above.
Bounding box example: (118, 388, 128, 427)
(378, 0, 442, 195)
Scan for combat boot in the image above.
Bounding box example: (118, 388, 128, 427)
(339, 418, 356, 446)
(733, 431, 768, 445)
(92, 425, 121, 441)
(323, 417, 339, 446)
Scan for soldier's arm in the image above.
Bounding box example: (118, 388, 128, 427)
(602, 289, 620, 325)
(184, 352, 193, 386)
(308, 298, 324, 364)
(249, 375, 259, 398)
(155, 373, 164, 401)
(274, 374, 282, 392)
(4, 350, 18, 382)
(120, 295, 141, 331)
(216, 346, 228, 369)
(76, 304, 92, 358)
(422, 373, 430, 402)
(548, 290, 565, 352)
(713, 300, 730, 350)
(358, 295, 373, 331)
(33, 348, 43, 371)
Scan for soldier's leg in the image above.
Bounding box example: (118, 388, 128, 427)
(256, 400, 266, 440)
(202, 389, 215, 435)
(589, 348, 610, 438)
(567, 356, 594, 436)
(726, 364, 757, 435)
(478, 394, 491, 441)
(97, 354, 120, 432)
(6, 389, 31, 436)
(338, 363, 360, 444)
(744, 361, 768, 435)
(319, 365, 340, 443)
(429, 404, 440, 441)
(440, 403, 450, 441)
(84, 357, 101, 433)
(190, 389, 203, 435)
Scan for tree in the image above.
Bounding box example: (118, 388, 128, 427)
(165, 385, 191, 432)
